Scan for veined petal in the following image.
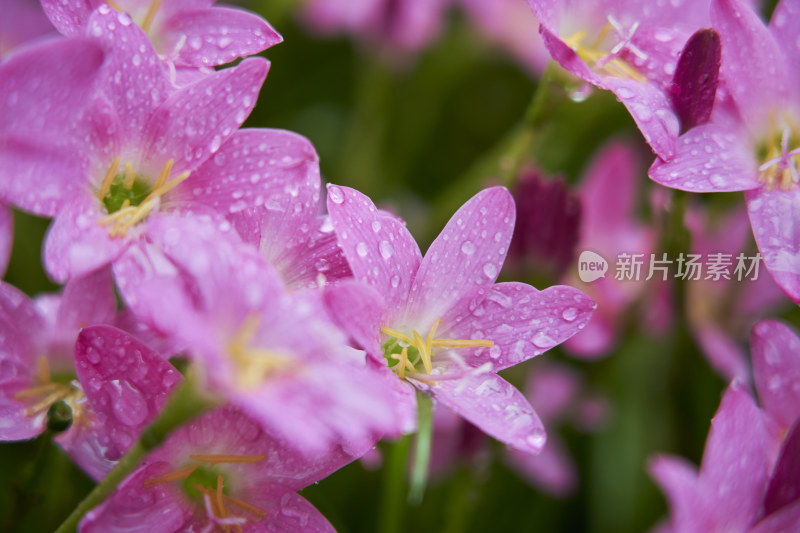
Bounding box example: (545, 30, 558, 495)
(426, 372, 546, 454)
(751, 319, 800, 429)
(446, 283, 595, 371)
(323, 279, 385, 360)
(326, 184, 422, 317)
(699, 383, 769, 531)
(649, 121, 759, 192)
(407, 187, 514, 326)
(40, 0, 95, 37)
(141, 57, 268, 174)
(711, 0, 791, 126)
(252, 488, 336, 533)
(770, 0, 800, 90)
(746, 185, 800, 303)
(161, 7, 282, 67)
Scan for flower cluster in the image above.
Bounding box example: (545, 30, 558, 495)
(0, 2, 595, 531)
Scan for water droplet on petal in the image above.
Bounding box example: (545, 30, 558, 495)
(379, 240, 394, 260)
(488, 345, 501, 359)
(482, 263, 498, 279)
(371, 221, 382, 232)
(532, 331, 556, 349)
(562, 307, 578, 322)
(356, 242, 368, 257)
(328, 186, 344, 204)
(461, 241, 475, 255)
(526, 429, 546, 450)
(106, 380, 148, 427)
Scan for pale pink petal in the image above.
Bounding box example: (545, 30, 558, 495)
(770, 0, 800, 89)
(407, 187, 514, 325)
(447, 283, 595, 371)
(141, 57, 268, 174)
(0, 205, 12, 276)
(699, 383, 769, 531)
(649, 121, 759, 192)
(581, 142, 639, 236)
(563, 311, 616, 358)
(273, 218, 353, 289)
(161, 7, 281, 67)
(57, 266, 117, 331)
(71, 325, 180, 464)
(86, 8, 171, 146)
(1, 0, 57, 57)
(425, 372, 546, 454)
(323, 279, 385, 359)
(649, 455, 710, 533)
(525, 362, 580, 422)
(43, 194, 131, 283)
(746, 186, 800, 303)
(249, 488, 336, 533)
(505, 433, 577, 496)
(692, 325, 750, 382)
(711, 0, 791, 126)
(327, 184, 422, 318)
(40, 0, 95, 37)
(0, 37, 103, 216)
(751, 319, 800, 429)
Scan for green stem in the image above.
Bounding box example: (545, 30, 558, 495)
(54, 373, 218, 533)
(378, 435, 411, 533)
(408, 390, 433, 505)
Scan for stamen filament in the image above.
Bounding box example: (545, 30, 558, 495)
(123, 163, 136, 190)
(222, 495, 267, 517)
(142, 464, 199, 486)
(380, 327, 414, 345)
(13, 382, 64, 399)
(412, 330, 432, 374)
(37, 356, 51, 384)
(98, 156, 120, 201)
(141, 0, 162, 33)
(431, 339, 494, 348)
(189, 454, 267, 464)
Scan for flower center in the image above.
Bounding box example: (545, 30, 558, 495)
(380, 319, 493, 380)
(143, 453, 267, 533)
(758, 121, 800, 191)
(107, 0, 162, 35)
(13, 356, 84, 421)
(96, 157, 190, 237)
(226, 315, 291, 390)
(563, 15, 647, 82)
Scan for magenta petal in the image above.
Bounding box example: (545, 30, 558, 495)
(57, 266, 117, 331)
(505, 434, 577, 497)
(408, 187, 514, 324)
(700, 383, 769, 531)
(746, 186, 800, 303)
(327, 184, 422, 316)
(0, 205, 12, 276)
(711, 0, 791, 125)
(751, 319, 800, 428)
(669, 29, 721, 133)
(142, 57, 268, 174)
(751, 500, 800, 533)
(73, 325, 180, 462)
(692, 325, 750, 382)
(40, 0, 94, 37)
(649, 122, 759, 192)
(323, 279, 385, 359)
(162, 7, 282, 67)
(43, 194, 130, 283)
(763, 419, 800, 517)
(427, 372, 546, 454)
(254, 488, 336, 533)
(448, 283, 595, 371)
(649, 455, 710, 533)
(770, 0, 800, 89)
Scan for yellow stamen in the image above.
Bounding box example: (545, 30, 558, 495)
(37, 356, 50, 384)
(380, 327, 413, 345)
(142, 464, 199, 486)
(215, 475, 227, 520)
(106, 0, 122, 10)
(412, 330, 432, 374)
(189, 454, 267, 464)
(13, 381, 63, 400)
(431, 339, 495, 348)
(98, 156, 120, 201)
(563, 26, 646, 83)
(123, 163, 136, 190)
(222, 494, 267, 518)
(153, 158, 173, 191)
(140, 0, 162, 34)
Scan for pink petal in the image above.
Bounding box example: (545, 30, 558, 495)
(711, 0, 791, 126)
(581, 142, 639, 236)
(323, 279, 385, 359)
(161, 7, 281, 67)
(251, 488, 336, 533)
(57, 266, 117, 331)
(270, 218, 353, 289)
(649, 455, 710, 533)
(0, 205, 12, 276)
(525, 362, 580, 422)
(746, 186, 800, 303)
(407, 187, 514, 326)
(751, 319, 800, 429)
(141, 57, 268, 174)
(43, 193, 131, 283)
(426, 371, 546, 454)
(649, 121, 759, 192)
(563, 309, 616, 358)
(692, 325, 750, 383)
(447, 283, 595, 372)
(505, 433, 577, 497)
(72, 325, 180, 462)
(86, 8, 171, 146)
(750, 500, 800, 533)
(699, 383, 769, 531)
(40, 0, 95, 37)
(326, 184, 422, 318)
(762, 419, 800, 518)
(770, 0, 800, 90)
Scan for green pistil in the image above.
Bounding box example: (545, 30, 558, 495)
(102, 175, 151, 214)
(183, 465, 227, 502)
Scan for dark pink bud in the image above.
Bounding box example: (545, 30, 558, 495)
(669, 28, 721, 133)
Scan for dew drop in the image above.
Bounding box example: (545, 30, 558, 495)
(532, 331, 556, 349)
(526, 429, 546, 450)
(390, 275, 400, 288)
(562, 307, 578, 322)
(328, 186, 344, 204)
(106, 380, 148, 427)
(371, 220, 382, 233)
(461, 240, 476, 255)
(356, 242, 368, 257)
(482, 263, 497, 278)
(379, 240, 394, 260)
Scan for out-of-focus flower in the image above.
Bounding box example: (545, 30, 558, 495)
(0, 0, 56, 59)
(685, 207, 789, 382)
(302, 0, 449, 54)
(81, 406, 354, 532)
(0, 206, 12, 277)
(649, 0, 800, 304)
(324, 184, 595, 454)
(42, 1, 280, 75)
(0, 8, 266, 283)
(526, 0, 716, 158)
(561, 142, 666, 357)
(114, 214, 402, 456)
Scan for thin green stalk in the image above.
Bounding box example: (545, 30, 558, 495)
(54, 373, 218, 533)
(408, 390, 433, 505)
(378, 435, 412, 533)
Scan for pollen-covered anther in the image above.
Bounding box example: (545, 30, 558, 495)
(563, 16, 647, 82)
(381, 318, 494, 379)
(758, 127, 800, 191)
(227, 316, 292, 390)
(13, 356, 85, 418)
(96, 157, 190, 237)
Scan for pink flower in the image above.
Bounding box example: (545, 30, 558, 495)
(42, 0, 280, 72)
(649, 0, 800, 303)
(324, 184, 595, 454)
(114, 214, 403, 456)
(81, 406, 355, 532)
(0, 7, 267, 283)
(0, 0, 56, 59)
